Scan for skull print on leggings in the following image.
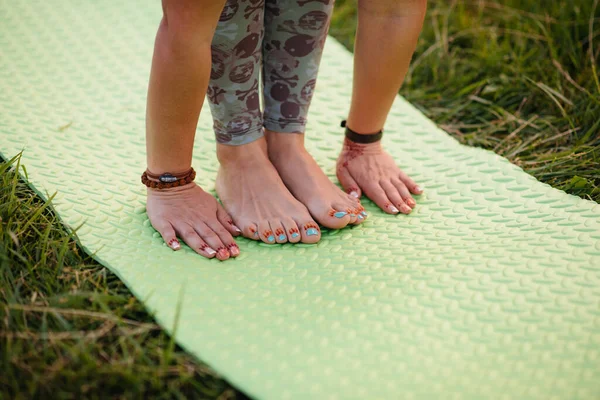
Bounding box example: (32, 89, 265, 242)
(207, 0, 334, 145)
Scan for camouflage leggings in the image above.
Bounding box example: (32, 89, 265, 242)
(207, 0, 334, 145)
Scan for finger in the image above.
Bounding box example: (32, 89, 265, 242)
(398, 170, 423, 195)
(381, 180, 411, 214)
(217, 203, 242, 236)
(281, 218, 301, 243)
(258, 220, 276, 244)
(150, 219, 180, 250)
(172, 223, 217, 258)
(363, 182, 399, 214)
(194, 222, 229, 260)
(337, 166, 361, 199)
(393, 178, 416, 208)
(206, 219, 240, 257)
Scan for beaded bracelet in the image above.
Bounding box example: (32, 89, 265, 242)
(141, 168, 196, 189)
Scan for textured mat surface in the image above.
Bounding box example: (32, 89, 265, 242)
(2, 1, 600, 399)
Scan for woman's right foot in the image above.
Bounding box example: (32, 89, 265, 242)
(216, 137, 321, 244)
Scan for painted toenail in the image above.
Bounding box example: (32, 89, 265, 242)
(306, 228, 319, 236)
(361, 211, 368, 217)
(334, 211, 347, 218)
(268, 235, 275, 242)
(350, 214, 356, 218)
(278, 234, 286, 241)
(358, 215, 363, 220)
(291, 232, 300, 238)
(350, 191, 359, 198)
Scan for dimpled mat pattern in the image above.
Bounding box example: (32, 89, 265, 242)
(2, 1, 600, 399)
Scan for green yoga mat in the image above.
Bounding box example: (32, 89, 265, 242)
(2, 1, 600, 399)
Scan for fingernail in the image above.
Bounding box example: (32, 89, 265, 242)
(350, 191, 359, 198)
(401, 205, 412, 214)
(389, 205, 399, 213)
(218, 248, 229, 258)
(306, 228, 319, 236)
(229, 245, 239, 256)
(278, 234, 286, 241)
(233, 225, 242, 233)
(291, 232, 300, 238)
(333, 211, 347, 218)
(268, 235, 275, 242)
(415, 186, 423, 192)
(205, 247, 216, 256)
(169, 239, 180, 250)
(407, 198, 416, 207)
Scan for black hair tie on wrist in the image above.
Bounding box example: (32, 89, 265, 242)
(341, 120, 383, 144)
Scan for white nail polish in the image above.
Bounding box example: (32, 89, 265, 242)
(205, 247, 216, 255)
(415, 186, 423, 192)
(170, 241, 181, 250)
(350, 191, 359, 198)
(389, 205, 399, 213)
(233, 225, 242, 233)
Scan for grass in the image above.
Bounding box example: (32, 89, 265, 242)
(2, 0, 599, 398)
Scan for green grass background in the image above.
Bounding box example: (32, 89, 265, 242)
(2, 0, 599, 398)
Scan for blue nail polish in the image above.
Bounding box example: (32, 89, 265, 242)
(358, 215, 363, 220)
(253, 232, 259, 237)
(306, 228, 319, 236)
(361, 211, 368, 217)
(291, 232, 299, 238)
(333, 211, 347, 218)
(268, 235, 275, 242)
(278, 234, 286, 241)
(350, 214, 356, 218)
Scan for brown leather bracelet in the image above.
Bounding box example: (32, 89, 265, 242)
(141, 168, 196, 189)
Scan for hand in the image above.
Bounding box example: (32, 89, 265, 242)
(336, 139, 423, 214)
(146, 182, 241, 260)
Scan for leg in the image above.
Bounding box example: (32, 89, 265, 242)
(337, 0, 426, 214)
(209, 0, 321, 244)
(263, 0, 366, 229)
(145, 0, 242, 261)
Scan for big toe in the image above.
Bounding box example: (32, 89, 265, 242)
(296, 218, 321, 244)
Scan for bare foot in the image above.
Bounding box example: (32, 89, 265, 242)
(336, 138, 423, 215)
(216, 137, 321, 244)
(146, 183, 242, 261)
(265, 130, 366, 229)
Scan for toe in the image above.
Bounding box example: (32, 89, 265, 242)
(363, 182, 399, 214)
(270, 220, 288, 244)
(296, 219, 321, 244)
(314, 205, 351, 229)
(352, 204, 367, 225)
(241, 222, 260, 241)
(258, 220, 276, 244)
(281, 218, 301, 243)
(382, 181, 411, 214)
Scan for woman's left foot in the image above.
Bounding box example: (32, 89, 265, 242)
(265, 130, 366, 229)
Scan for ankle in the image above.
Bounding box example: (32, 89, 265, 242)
(217, 139, 268, 168)
(265, 130, 305, 159)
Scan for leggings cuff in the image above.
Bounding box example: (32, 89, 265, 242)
(263, 118, 306, 134)
(215, 127, 264, 146)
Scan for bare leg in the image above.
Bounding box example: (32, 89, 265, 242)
(145, 0, 243, 260)
(337, 0, 427, 214)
